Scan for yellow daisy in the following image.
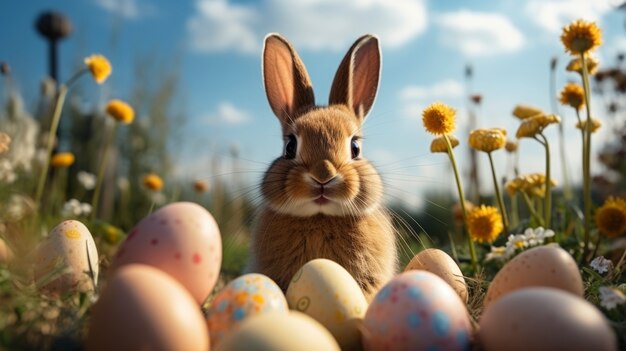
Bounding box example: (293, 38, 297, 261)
(430, 135, 459, 153)
(512, 105, 543, 120)
(422, 102, 456, 135)
(106, 99, 135, 124)
(595, 196, 626, 238)
(467, 205, 504, 243)
(469, 128, 507, 153)
(566, 56, 599, 75)
(143, 173, 164, 191)
(50, 152, 75, 168)
(561, 19, 602, 55)
(559, 83, 585, 110)
(84, 54, 112, 84)
(505, 178, 524, 196)
(516, 114, 561, 139)
(575, 118, 602, 133)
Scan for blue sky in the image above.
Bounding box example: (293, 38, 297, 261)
(3, 0, 625, 208)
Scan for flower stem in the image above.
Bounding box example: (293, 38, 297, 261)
(537, 133, 552, 229)
(444, 134, 477, 272)
(550, 61, 572, 201)
(91, 121, 118, 220)
(487, 152, 509, 233)
(522, 192, 545, 226)
(580, 52, 593, 262)
(35, 85, 68, 209)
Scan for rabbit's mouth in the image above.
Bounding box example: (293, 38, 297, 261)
(314, 195, 330, 205)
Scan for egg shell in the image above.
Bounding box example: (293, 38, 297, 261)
(286, 258, 368, 350)
(479, 287, 617, 351)
(484, 245, 583, 306)
(86, 264, 209, 351)
(216, 311, 341, 351)
(207, 273, 288, 347)
(112, 202, 222, 303)
(404, 248, 468, 303)
(363, 270, 472, 351)
(35, 220, 99, 294)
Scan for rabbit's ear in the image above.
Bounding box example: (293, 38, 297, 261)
(263, 33, 315, 123)
(329, 35, 381, 120)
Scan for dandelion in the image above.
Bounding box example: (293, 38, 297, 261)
(595, 196, 626, 238)
(467, 205, 504, 244)
(598, 286, 625, 310)
(512, 105, 543, 119)
(106, 99, 135, 124)
(194, 180, 209, 193)
(430, 135, 459, 153)
(50, 152, 75, 168)
(575, 118, 601, 133)
(143, 173, 164, 191)
(559, 83, 585, 110)
(422, 102, 456, 135)
(77, 171, 96, 190)
(561, 20, 602, 55)
(0, 132, 10, 154)
(84, 54, 112, 84)
(590, 256, 613, 274)
(567, 56, 599, 75)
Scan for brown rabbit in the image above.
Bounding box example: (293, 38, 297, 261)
(247, 33, 397, 300)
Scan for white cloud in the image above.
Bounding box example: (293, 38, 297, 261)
(94, 0, 157, 19)
(187, 0, 427, 54)
(525, 0, 613, 33)
(436, 10, 525, 57)
(204, 102, 251, 125)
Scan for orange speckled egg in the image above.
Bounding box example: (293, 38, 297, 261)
(86, 264, 209, 351)
(484, 245, 583, 306)
(111, 202, 221, 303)
(405, 248, 467, 303)
(479, 287, 617, 351)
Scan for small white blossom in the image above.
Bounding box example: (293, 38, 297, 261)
(599, 286, 626, 310)
(5, 194, 31, 221)
(506, 233, 528, 250)
(0, 159, 16, 184)
(61, 199, 92, 217)
(150, 192, 167, 206)
(77, 171, 96, 190)
(117, 177, 130, 191)
(590, 256, 613, 274)
(485, 246, 507, 261)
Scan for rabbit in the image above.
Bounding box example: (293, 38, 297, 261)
(246, 33, 397, 301)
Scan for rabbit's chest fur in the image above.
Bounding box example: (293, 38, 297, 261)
(249, 205, 397, 299)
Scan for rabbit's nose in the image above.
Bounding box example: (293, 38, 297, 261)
(311, 160, 337, 185)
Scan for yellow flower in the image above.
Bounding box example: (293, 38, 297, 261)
(575, 118, 602, 133)
(422, 102, 456, 135)
(561, 19, 602, 55)
(512, 105, 543, 120)
(595, 196, 626, 238)
(522, 173, 557, 197)
(0, 132, 11, 155)
(103, 224, 124, 244)
(84, 54, 112, 84)
(469, 128, 507, 153)
(505, 140, 518, 153)
(505, 178, 524, 196)
(467, 205, 503, 243)
(559, 83, 585, 110)
(50, 152, 75, 168)
(194, 180, 209, 193)
(566, 56, 599, 75)
(430, 135, 459, 153)
(516, 114, 561, 139)
(143, 173, 163, 191)
(106, 99, 135, 124)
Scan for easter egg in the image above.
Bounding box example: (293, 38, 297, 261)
(363, 271, 472, 351)
(35, 220, 99, 294)
(217, 311, 341, 351)
(286, 258, 368, 350)
(207, 273, 288, 347)
(405, 248, 467, 303)
(86, 264, 209, 351)
(484, 245, 583, 306)
(112, 202, 222, 303)
(479, 287, 617, 351)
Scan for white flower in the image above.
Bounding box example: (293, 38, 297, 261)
(590, 256, 613, 274)
(61, 199, 92, 217)
(530, 227, 555, 244)
(0, 159, 16, 184)
(117, 177, 130, 191)
(485, 246, 507, 261)
(77, 171, 96, 190)
(506, 233, 528, 250)
(599, 286, 626, 310)
(4, 194, 31, 221)
(150, 192, 167, 205)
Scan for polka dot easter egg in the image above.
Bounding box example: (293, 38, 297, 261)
(207, 273, 288, 348)
(111, 202, 222, 303)
(363, 271, 472, 351)
(35, 220, 99, 295)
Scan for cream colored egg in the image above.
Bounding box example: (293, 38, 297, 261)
(35, 220, 99, 294)
(0, 237, 13, 264)
(479, 287, 617, 351)
(86, 264, 209, 351)
(286, 258, 367, 350)
(484, 245, 583, 306)
(404, 248, 467, 303)
(217, 311, 340, 351)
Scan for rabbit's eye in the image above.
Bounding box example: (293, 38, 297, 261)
(284, 135, 297, 159)
(351, 138, 361, 159)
